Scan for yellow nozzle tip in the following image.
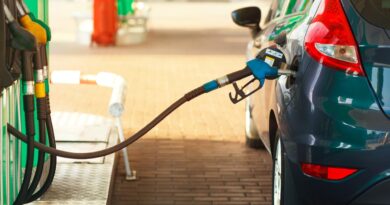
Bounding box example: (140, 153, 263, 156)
(20, 15, 47, 44)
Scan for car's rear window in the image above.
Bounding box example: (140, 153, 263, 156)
(351, 0, 390, 29)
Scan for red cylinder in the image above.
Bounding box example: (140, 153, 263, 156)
(92, 0, 118, 46)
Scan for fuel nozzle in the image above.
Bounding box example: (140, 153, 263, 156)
(1, 4, 36, 90)
(200, 57, 295, 104)
(202, 45, 296, 104)
(17, 0, 51, 89)
(4, 4, 37, 51)
(16, 1, 47, 45)
(19, 0, 52, 42)
(223, 45, 296, 103)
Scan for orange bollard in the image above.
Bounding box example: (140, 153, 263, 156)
(91, 0, 118, 46)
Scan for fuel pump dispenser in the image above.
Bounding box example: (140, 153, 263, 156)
(15, 3, 58, 201)
(14, 2, 56, 203)
(3, 3, 38, 205)
(2, 1, 57, 204)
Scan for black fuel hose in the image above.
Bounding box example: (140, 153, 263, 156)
(8, 66, 254, 160)
(26, 42, 57, 202)
(9, 94, 191, 159)
(24, 46, 47, 202)
(25, 118, 45, 199)
(13, 51, 36, 205)
(25, 96, 57, 203)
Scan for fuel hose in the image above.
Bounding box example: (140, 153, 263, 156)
(26, 56, 57, 204)
(25, 46, 47, 202)
(8, 66, 255, 159)
(14, 2, 54, 203)
(26, 94, 57, 203)
(13, 50, 36, 205)
(3, 3, 42, 204)
(11, 1, 57, 202)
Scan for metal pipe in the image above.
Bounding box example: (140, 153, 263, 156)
(3, 4, 15, 22)
(15, 2, 26, 16)
(0, 91, 3, 204)
(16, 80, 22, 191)
(20, 0, 30, 14)
(5, 88, 11, 205)
(116, 117, 134, 180)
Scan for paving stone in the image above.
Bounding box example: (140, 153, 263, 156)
(111, 139, 271, 204)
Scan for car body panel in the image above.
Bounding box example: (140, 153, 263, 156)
(342, 0, 390, 119)
(243, 0, 390, 204)
(248, 2, 313, 152)
(281, 55, 390, 205)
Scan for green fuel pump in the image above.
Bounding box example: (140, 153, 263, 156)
(3, 4, 38, 205)
(17, 1, 57, 201)
(3, 1, 55, 204)
(13, 2, 57, 204)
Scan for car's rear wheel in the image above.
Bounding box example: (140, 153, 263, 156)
(245, 100, 264, 149)
(273, 132, 284, 205)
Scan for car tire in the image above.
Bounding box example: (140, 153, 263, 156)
(245, 100, 265, 149)
(272, 132, 285, 205)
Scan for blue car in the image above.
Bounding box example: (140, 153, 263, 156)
(232, 0, 390, 204)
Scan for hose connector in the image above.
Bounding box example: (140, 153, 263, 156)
(24, 81, 35, 96)
(35, 82, 46, 98)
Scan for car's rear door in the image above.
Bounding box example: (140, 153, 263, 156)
(342, 0, 390, 119)
(250, 0, 312, 150)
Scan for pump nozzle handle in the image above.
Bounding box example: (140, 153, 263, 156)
(3, 4, 37, 51)
(0, 5, 17, 89)
(202, 58, 280, 94)
(226, 68, 253, 84)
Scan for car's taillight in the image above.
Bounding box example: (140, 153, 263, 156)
(304, 0, 364, 76)
(301, 163, 358, 181)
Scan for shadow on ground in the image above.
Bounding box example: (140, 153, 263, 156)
(111, 138, 272, 205)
